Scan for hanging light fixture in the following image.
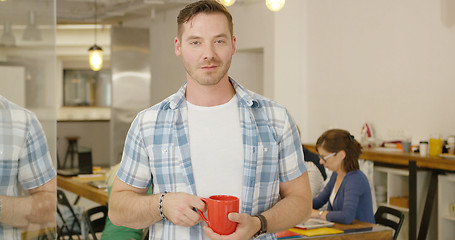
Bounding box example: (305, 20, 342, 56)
(217, 0, 236, 7)
(266, 0, 285, 12)
(1, 21, 16, 47)
(88, 0, 103, 71)
(22, 10, 42, 41)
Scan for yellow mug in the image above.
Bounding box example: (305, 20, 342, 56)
(429, 138, 443, 156)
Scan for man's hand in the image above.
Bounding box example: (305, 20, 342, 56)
(202, 212, 260, 240)
(0, 177, 56, 229)
(162, 192, 207, 227)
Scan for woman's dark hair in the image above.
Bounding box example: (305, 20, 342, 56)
(315, 129, 362, 172)
(177, 0, 233, 39)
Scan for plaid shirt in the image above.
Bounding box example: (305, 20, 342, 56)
(0, 95, 56, 239)
(118, 79, 306, 240)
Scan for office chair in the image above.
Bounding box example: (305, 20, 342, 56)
(57, 189, 83, 240)
(83, 205, 108, 240)
(375, 206, 405, 240)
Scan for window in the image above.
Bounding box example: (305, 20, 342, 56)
(63, 69, 111, 106)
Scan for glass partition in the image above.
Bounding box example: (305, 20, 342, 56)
(0, 0, 56, 161)
(0, 0, 56, 239)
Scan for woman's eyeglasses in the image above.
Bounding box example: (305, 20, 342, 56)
(319, 152, 337, 162)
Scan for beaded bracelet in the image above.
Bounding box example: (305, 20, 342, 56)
(159, 191, 168, 220)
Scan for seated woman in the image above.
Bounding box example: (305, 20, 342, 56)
(311, 129, 375, 224)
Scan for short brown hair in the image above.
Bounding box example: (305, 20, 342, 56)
(316, 129, 362, 173)
(177, 0, 234, 39)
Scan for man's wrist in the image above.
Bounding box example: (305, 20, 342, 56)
(252, 214, 267, 238)
(252, 215, 261, 236)
(158, 192, 168, 220)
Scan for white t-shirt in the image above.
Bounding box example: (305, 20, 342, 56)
(187, 95, 244, 235)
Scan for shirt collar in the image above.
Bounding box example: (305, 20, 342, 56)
(163, 77, 261, 110)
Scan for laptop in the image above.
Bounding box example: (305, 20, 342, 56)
(295, 218, 335, 230)
(88, 180, 108, 189)
(57, 169, 79, 177)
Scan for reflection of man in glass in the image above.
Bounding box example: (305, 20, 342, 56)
(0, 95, 57, 239)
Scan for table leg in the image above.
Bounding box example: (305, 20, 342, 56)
(417, 170, 439, 240)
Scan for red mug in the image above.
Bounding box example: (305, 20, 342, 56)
(198, 195, 239, 235)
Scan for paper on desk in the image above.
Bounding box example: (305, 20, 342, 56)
(289, 227, 343, 236)
(73, 174, 105, 182)
(295, 218, 335, 229)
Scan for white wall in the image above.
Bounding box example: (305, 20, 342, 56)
(277, 0, 455, 145)
(229, 2, 275, 97)
(149, 7, 186, 105)
(274, 0, 307, 136)
(230, 50, 264, 94)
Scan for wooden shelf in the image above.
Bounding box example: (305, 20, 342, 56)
(438, 175, 455, 239)
(378, 203, 410, 213)
(57, 106, 110, 121)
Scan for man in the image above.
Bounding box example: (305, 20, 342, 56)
(0, 95, 57, 239)
(109, 1, 311, 239)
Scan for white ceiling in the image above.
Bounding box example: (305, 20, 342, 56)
(56, 0, 194, 24)
(56, 0, 261, 25)
(0, 0, 257, 27)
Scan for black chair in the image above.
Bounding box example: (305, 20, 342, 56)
(83, 205, 108, 240)
(57, 189, 83, 240)
(375, 206, 405, 240)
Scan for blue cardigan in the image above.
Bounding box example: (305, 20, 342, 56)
(313, 170, 375, 224)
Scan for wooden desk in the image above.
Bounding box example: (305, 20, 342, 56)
(57, 175, 108, 205)
(22, 227, 56, 240)
(305, 144, 455, 172)
(280, 220, 392, 240)
(304, 144, 455, 240)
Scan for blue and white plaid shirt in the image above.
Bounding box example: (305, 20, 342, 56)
(117, 79, 306, 240)
(0, 95, 56, 239)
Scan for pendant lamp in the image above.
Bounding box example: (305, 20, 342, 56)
(23, 10, 42, 41)
(266, 0, 286, 12)
(1, 21, 15, 47)
(217, 0, 285, 12)
(217, 0, 236, 7)
(88, 0, 103, 71)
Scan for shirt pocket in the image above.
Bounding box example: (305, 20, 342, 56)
(0, 159, 19, 191)
(150, 145, 188, 193)
(254, 143, 280, 209)
(256, 143, 279, 179)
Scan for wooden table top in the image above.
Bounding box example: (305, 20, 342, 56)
(304, 144, 455, 172)
(57, 174, 108, 205)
